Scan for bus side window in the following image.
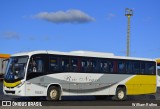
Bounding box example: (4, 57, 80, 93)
(90, 59, 98, 73)
(49, 57, 59, 73)
(118, 61, 125, 73)
(61, 58, 69, 72)
(70, 58, 78, 72)
(37, 60, 44, 72)
(145, 63, 155, 74)
(28, 59, 37, 73)
(28, 56, 44, 73)
(108, 61, 114, 73)
(140, 62, 145, 74)
(133, 62, 140, 74)
(100, 60, 108, 73)
(81, 59, 89, 73)
(126, 62, 133, 74)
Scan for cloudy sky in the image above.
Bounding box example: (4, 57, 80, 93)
(0, 0, 160, 58)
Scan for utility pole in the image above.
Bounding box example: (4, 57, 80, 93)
(125, 8, 133, 56)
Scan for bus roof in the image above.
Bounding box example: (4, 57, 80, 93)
(11, 50, 155, 62)
(0, 54, 10, 58)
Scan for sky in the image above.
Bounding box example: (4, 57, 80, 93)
(0, 0, 160, 58)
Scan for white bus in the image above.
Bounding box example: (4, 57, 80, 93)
(3, 50, 157, 100)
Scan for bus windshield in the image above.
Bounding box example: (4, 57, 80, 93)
(4, 56, 28, 82)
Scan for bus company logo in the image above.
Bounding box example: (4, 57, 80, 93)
(2, 101, 11, 106)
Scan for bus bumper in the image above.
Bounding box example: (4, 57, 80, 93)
(3, 84, 25, 96)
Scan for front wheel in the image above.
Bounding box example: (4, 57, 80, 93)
(112, 87, 127, 100)
(46, 86, 61, 101)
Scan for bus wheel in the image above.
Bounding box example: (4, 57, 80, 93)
(113, 87, 127, 100)
(46, 86, 60, 101)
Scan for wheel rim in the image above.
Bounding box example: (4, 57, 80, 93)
(118, 90, 124, 99)
(50, 89, 57, 99)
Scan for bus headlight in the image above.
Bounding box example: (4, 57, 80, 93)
(17, 82, 24, 88)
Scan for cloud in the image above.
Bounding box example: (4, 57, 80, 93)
(143, 17, 151, 22)
(107, 13, 116, 20)
(2, 31, 20, 40)
(33, 9, 95, 24)
(28, 36, 36, 41)
(43, 36, 50, 41)
(28, 36, 50, 41)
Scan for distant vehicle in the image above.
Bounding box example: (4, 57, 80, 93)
(3, 50, 157, 100)
(156, 59, 160, 92)
(0, 54, 10, 79)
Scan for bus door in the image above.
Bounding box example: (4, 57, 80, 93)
(25, 54, 47, 96)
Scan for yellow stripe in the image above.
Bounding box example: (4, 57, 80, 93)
(125, 75, 156, 95)
(3, 80, 21, 87)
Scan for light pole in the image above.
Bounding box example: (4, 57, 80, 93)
(125, 8, 133, 56)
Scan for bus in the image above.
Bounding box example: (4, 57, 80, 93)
(3, 50, 157, 100)
(0, 54, 10, 79)
(156, 59, 160, 93)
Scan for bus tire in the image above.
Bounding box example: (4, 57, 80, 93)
(46, 86, 60, 101)
(113, 87, 126, 100)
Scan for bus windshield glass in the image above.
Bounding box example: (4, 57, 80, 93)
(4, 56, 28, 81)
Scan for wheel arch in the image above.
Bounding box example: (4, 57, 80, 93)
(46, 83, 63, 96)
(116, 85, 127, 94)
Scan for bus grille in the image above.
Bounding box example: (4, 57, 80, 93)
(5, 90, 15, 94)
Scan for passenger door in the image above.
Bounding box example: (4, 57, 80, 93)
(25, 54, 47, 96)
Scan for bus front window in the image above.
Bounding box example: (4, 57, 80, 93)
(4, 56, 28, 81)
(158, 66, 160, 76)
